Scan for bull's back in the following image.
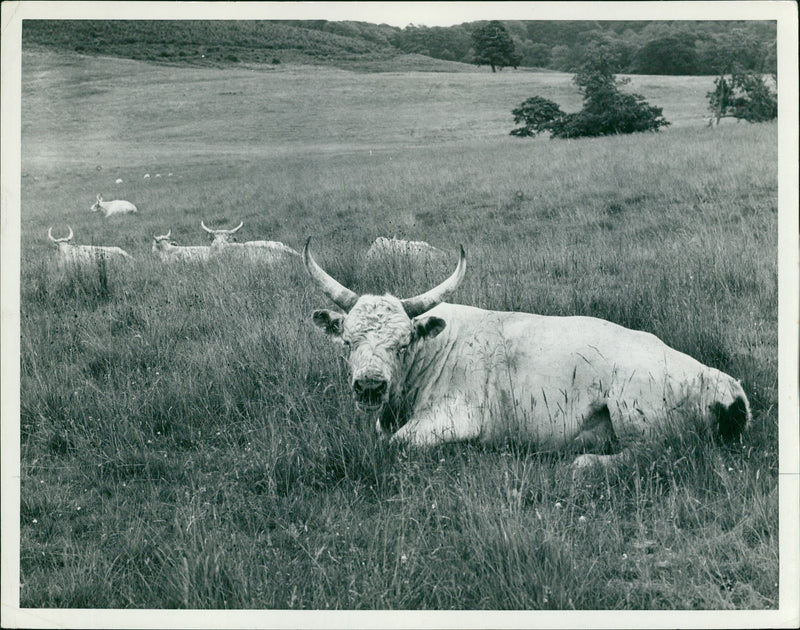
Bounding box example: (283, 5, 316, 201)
(419, 304, 746, 443)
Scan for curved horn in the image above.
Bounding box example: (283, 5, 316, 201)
(400, 245, 466, 318)
(200, 221, 214, 234)
(47, 227, 58, 243)
(66, 225, 73, 241)
(230, 221, 244, 234)
(303, 238, 359, 312)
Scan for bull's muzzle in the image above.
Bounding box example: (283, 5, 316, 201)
(353, 377, 388, 409)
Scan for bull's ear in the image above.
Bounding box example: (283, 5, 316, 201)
(412, 315, 446, 341)
(312, 310, 344, 337)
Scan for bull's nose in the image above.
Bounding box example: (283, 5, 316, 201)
(354, 378, 387, 396)
(353, 377, 388, 407)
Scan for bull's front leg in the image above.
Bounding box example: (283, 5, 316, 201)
(389, 399, 482, 447)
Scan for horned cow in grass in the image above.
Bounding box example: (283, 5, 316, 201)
(304, 238, 751, 467)
(48, 226, 133, 268)
(151, 231, 213, 262)
(201, 221, 300, 260)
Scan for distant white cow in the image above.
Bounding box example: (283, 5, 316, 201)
(200, 221, 300, 260)
(151, 231, 213, 262)
(365, 236, 446, 262)
(90, 194, 137, 217)
(48, 226, 133, 268)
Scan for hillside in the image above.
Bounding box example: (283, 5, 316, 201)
(22, 20, 401, 69)
(23, 19, 776, 75)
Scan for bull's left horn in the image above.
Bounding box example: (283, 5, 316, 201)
(303, 238, 359, 312)
(401, 245, 466, 318)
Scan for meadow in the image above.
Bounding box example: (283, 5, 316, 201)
(17, 47, 778, 610)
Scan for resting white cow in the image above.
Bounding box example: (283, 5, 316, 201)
(365, 236, 446, 262)
(90, 194, 137, 216)
(48, 226, 133, 268)
(151, 231, 213, 262)
(304, 239, 750, 466)
(200, 221, 300, 259)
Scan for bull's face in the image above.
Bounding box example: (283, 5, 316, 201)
(200, 221, 243, 245)
(304, 238, 465, 413)
(313, 296, 445, 410)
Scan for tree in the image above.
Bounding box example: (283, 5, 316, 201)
(510, 56, 669, 139)
(471, 21, 521, 72)
(707, 72, 777, 125)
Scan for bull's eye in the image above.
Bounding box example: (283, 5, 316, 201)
(396, 343, 409, 356)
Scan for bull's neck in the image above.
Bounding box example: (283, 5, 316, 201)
(397, 331, 453, 405)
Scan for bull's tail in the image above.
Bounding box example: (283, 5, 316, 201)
(710, 392, 751, 441)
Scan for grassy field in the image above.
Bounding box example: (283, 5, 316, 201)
(16, 47, 779, 610)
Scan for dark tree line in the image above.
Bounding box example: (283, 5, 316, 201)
(25, 19, 777, 78)
(386, 20, 776, 75)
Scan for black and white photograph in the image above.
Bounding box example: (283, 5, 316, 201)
(1, 1, 798, 628)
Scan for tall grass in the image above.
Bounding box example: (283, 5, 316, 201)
(18, 50, 778, 609)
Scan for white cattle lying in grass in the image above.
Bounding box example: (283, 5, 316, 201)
(304, 239, 751, 468)
(365, 236, 446, 262)
(90, 194, 137, 217)
(48, 226, 133, 268)
(200, 221, 300, 260)
(151, 231, 213, 262)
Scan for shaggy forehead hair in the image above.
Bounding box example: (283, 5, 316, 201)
(344, 295, 412, 341)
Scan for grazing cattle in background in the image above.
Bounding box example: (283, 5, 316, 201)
(304, 239, 750, 467)
(48, 226, 133, 268)
(200, 220, 300, 260)
(151, 231, 213, 262)
(90, 194, 137, 217)
(365, 236, 446, 262)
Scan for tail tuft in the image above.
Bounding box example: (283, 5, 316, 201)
(711, 395, 750, 441)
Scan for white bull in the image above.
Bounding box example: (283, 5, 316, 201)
(200, 221, 300, 260)
(365, 236, 446, 262)
(90, 194, 137, 216)
(151, 231, 213, 262)
(48, 226, 133, 268)
(304, 239, 750, 466)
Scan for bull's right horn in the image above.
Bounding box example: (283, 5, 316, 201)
(303, 238, 359, 312)
(400, 245, 466, 318)
(200, 221, 214, 233)
(47, 227, 57, 242)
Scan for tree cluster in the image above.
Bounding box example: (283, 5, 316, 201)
(511, 57, 670, 139)
(707, 73, 777, 125)
(388, 20, 776, 76)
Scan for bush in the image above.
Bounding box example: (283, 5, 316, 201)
(510, 97, 566, 137)
(510, 66, 669, 139)
(708, 73, 777, 124)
